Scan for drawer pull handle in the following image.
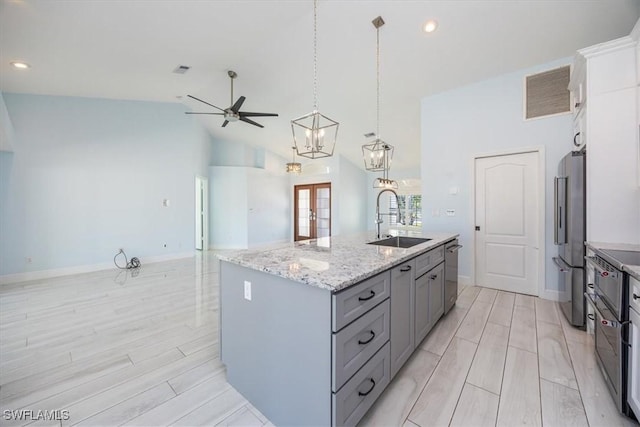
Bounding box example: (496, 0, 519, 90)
(358, 378, 376, 397)
(588, 313, 595, 321)
(634, 293, 640, 301)
(358, 330, 376, 345)
(400, 266, 412, 272)
(430, 274, 438, 280)
(587, 283, 594, 289)
(358, 290, 376, 302)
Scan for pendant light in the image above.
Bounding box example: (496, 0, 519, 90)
(291, 0, 339, 159)
(362, 16, 397, 189)
(286, 146, 302, 174)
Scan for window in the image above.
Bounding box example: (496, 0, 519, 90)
(389, 195, 422, 228)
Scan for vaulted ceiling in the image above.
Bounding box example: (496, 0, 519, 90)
(1, 0, 638, 169)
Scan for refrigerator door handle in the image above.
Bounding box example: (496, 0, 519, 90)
(554, 177, 567, 245)
(554, 177, 559, 244)
(552, 256, 571, 273)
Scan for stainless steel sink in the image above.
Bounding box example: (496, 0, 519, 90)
(368, 236, 431, 248)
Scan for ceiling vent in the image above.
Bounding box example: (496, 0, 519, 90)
(173, 65, 191, 74)
(524, 65, 570, 120)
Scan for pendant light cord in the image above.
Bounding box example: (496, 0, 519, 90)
(376, 24, 380, 141)
(313, 0, 318, 111)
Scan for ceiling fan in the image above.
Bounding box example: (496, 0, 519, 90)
(185, 70, 278, 128)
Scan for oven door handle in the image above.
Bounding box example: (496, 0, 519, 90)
(585, 293, 623, 330)
(585, 256, 620, 280)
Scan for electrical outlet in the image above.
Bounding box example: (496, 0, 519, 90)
(244, 281, 252, 301)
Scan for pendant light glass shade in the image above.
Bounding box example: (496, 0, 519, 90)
(286, 146, 302, 174)
(291, 0, 339, 159)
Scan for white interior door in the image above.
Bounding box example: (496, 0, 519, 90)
(195, 176, 208, 251)
(475, 151, 540, 295)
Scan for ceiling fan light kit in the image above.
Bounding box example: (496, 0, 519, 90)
(185, 70, 278, 128)
(291, 0, 339, 160)
(363, 15, 398, 189)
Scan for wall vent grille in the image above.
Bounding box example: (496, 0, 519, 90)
(525, 65, 570, 119)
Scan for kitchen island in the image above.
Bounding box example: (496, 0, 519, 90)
(217, 232, 458, 426)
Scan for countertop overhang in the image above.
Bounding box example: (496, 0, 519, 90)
(217, 231, 459, 292)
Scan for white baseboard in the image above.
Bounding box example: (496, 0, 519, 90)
(457, 276, 562, 301)
(0, 252, 195, 285)
(540, 288, 563, 302)
(458, 275, 472, 286)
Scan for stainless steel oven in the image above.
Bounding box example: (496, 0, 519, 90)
(585, 254, 629, 414)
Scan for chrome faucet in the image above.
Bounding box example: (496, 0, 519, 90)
(376, 189, 400, 239)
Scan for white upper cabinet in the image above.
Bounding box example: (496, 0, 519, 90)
(570, 18, 640, 243)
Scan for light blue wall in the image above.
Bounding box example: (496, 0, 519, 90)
(0, 93, 212, 276)
(421, 58, 573, 292)
(337, 156, 368, 235)
(0, 93, 16, 152)
(208, 165, 291, 249)
(209, 166, 249, 249)
(289, 155, 368, 239)
(208, 139, 291, 249)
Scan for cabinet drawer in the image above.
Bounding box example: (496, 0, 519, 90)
(415, 246, 445, 278)
(332, 270, 390, 332)
(332, 342, 391, 427)
(332, 299, 390, 392)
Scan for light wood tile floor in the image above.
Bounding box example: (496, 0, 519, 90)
(1, 255, 638, 427)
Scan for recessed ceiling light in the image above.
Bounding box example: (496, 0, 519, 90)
(11, 61, 30, 69)
(423, 19, 438, 33)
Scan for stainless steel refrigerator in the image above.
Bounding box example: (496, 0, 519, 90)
(553, 150, 586, 328)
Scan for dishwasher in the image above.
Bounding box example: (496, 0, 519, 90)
(444, 240, 462, 314)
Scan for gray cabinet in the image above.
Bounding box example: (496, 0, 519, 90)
(416, 245, 444, 278)
(428, 263, 445, 328)
(390, 259, 415, 378)
(332, 299, 390, 392)
(332, 271, 390, 332)
(221, 241, 451, 427)
(415, 262, 445, 346)
(332, 342, 391, 426)
(414, 273, 430, 345)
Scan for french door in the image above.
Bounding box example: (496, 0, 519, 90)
(294, 183, 331, 241)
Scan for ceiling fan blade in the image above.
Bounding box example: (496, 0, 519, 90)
(185, 112, 225, 115)
(187, 95, 225, 112)
(222, 120, 230, 127)
(239, 117, 264, 128)
(239, 112, 279, 117)
(230, 96, 246, 113)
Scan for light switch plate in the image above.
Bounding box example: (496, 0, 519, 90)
(244, 281, 252, 301)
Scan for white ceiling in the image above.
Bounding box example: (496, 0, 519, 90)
(1, 0, 639, 169)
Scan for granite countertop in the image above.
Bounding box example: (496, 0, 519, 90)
(586, 241, 640, 281)
(217, 231, 459, 292)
